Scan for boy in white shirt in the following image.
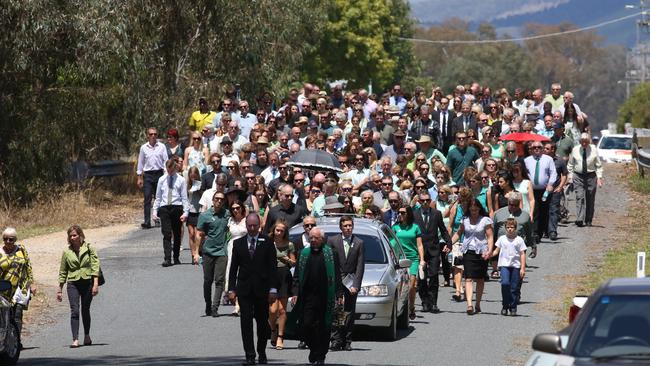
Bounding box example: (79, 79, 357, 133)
(492, 218, 527, 316)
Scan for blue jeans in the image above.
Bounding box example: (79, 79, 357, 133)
(500, 267, 521, 310)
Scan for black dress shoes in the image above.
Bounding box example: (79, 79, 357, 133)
(141, 223, 152, 229)
(549, 232, 558, 241)
(344, 344, 352, 351)
(298, 341, 308, 349)
(242, 357, 256, 365)
(205, 304, 212, 316)
(329, 344, 342, 351)
(501, 308, 508, 316)
(173, 258, 181, 265)
(162, 260, 172, 267)
(311, 361, 325, 365)
(258, 353, 268, 364)
(431, 305, 440, 314)
(575, 221, 584, 227)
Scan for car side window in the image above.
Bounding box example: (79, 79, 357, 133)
(382, 225, 406, 260)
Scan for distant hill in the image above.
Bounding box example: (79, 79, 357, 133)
(409, 0, 639, 47)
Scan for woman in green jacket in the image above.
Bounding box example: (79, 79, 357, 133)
(57, 225, 100, 348)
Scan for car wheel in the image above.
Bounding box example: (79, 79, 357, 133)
(382, 298, 397, 341)
(0, 321, 20, 366)
(396, 296, 409, 330)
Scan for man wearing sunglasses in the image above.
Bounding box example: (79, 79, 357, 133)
(524, 141, 557, 257)
(446, 132, 479, 186)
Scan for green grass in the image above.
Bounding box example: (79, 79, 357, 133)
(629, 173, 650, 195)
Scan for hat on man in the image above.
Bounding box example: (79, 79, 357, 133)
(415, 135, 432, 143)
(386, 105, 400, 115)
(323, 196, 344, 210)
(390, 116, 400, 124)
(296, 116, 309, 125)
(394, 130, 406, 137)
(553, 122, 565, 129)
(220, 135, 232, 144)
(257, 136, 269, 145)
(525, 107, 540, 119)
(308, 120, 319, 129)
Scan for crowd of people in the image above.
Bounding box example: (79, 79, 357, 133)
(132, 81, 605, 365)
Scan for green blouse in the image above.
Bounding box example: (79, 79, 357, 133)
(58, 242, 100, 284)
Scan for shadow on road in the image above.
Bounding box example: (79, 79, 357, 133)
(21, 355, 251, 365)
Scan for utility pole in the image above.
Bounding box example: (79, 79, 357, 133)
(638, 0, 650, 82)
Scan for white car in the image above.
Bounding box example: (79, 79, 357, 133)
(596, 134, 632, 163)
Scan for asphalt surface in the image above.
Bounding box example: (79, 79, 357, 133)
(20, 167, 626, 366)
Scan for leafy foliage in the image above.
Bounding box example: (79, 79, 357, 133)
(617, 82, 650, 130)
(302, 0, 416, 90)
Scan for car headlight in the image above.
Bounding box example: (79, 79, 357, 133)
(358, 284, 389, 297)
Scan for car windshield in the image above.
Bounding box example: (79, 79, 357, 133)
(600, 137, 631, 150)
(572, 295, 650, 358)
(289, 232, 387, 264)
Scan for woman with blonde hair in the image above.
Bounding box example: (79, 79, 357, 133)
(267, 219, 296, 350)
(57, 225, 100, 348)
(183, 131, 209, 174)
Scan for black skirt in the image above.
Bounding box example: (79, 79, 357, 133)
(186, 212, 199, 226)
(463, 250, 488, 279)
(276, 266, 293, 298)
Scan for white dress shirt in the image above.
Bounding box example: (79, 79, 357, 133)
(136, 142, 168, 174)
(153, 173, 190, 216)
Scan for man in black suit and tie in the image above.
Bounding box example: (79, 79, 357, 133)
(451, 101, 477, 139)
(381, 191, 402, 228)
(436, 97, 454, 153)
(228, 213, 278, 365)
(328, 216, 365, 351)
(414, 192, 451, 313)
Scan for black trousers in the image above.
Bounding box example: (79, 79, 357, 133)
(331, 286, 357, 347)
(159, 205, 183, 261)
(418, 255, 441, 308)
(302, 296, 330, 363)
(547, 190, 561, 236)
(532, 189, 550, 244)
(239, 295, 270, 359)
(143, 170, 163, 225)
(67, 279, 93, 340)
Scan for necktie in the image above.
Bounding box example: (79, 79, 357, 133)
(248, 237, 256, 257)
(582, 147, 588, 174)
(463, 116, 468, 131)
(534, 157, 540, 186)
(343, 238, 350, 258)
(272, 168, 278, 179)
(423, 210, 429, 227)
(442, 112, 447, 137)
(392, 211, 397, 226)
(167, 175, 174, 205)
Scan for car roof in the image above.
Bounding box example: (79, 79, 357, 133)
(600, 277, 650, 295)
(600, 134, 632, 139)
(289, 216, 387, 236)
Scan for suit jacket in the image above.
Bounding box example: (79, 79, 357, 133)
(228, 234, 278, 298)
(327, 234, 364, 290)
(451, 114, 478, 138)
(413, 207, 451, 259)
(382, 209, 400, 228)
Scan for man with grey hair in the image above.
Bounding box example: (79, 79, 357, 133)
(358, 88, 377, 119)
(290, 226, 343, 365)
(567, 132, 603, 227)
(544, 83, 563, 111)
(559, 91, 582, 116)
(493, 192, 533, 246)
(503, 141, 521, 165)
(219, 119, 247, 155)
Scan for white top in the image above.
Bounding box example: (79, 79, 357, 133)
(495, 235, 527, 268)
(153, 173, 190, 215)
(136, 142, 168, 174)
(199, 188, 216, 211)
(460, 216, 493, 255)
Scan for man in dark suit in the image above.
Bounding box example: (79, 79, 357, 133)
(200, 153, 223, 192)
(228, 213, 278, 365)
(328, 216, 365, 351)
(436, 97, 454, 153)
(414, 192, 451, 313)
(451, 101, 477, 139)
(381, 191, 403, 228)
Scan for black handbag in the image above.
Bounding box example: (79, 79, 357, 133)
(98, 267, 105, 286)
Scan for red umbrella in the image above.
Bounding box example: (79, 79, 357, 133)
(499, 132, 550, 142)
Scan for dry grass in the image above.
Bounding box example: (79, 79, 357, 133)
(553, 165, 650, 330)
(0, 179, 141, 238)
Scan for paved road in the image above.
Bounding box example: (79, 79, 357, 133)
(20, 168, 626, 366)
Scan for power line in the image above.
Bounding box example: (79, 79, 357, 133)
(401, 12, 642, 44)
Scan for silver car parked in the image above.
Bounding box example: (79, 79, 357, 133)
(289, 216, 412, 340)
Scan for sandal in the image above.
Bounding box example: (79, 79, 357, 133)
(409, 307, 416, 320)
(452, 294, 461, 302)
(466, 306, 474, 315)
(70, 340, 80, 348)
(276, 335, 284, 350)
(270, 328, 278, 348)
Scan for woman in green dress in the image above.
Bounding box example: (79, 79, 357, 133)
(392, 206, 425, 320)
